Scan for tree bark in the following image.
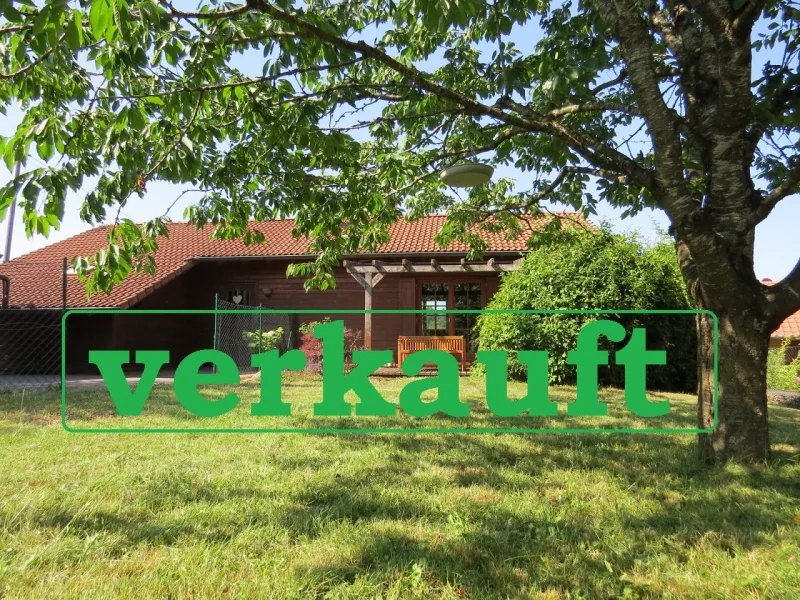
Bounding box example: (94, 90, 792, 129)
(696, 307, 771, 463)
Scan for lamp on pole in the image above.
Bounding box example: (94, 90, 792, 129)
(439, 162, 494, 188)
(3, 161, 21, 263)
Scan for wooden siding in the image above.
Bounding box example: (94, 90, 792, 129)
(65, 257, 515, 372)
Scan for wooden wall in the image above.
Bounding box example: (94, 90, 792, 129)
(191, 259, 508, 359)
(65, 257, 513, 372)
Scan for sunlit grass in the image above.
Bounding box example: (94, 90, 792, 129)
(1, 378, 799, 599)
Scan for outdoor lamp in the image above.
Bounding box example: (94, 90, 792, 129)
(439, 162, 494, 188)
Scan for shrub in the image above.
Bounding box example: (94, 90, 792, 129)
(299, 317, 331, 335)
(473, 227, 697, 392)
(298, 319, 363, 372)
(299, 331, 324, 372)
(767, 340, 800, 392)
(242, 327, 284, 352)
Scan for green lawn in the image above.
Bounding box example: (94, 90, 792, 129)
(1, 377, 799, 599)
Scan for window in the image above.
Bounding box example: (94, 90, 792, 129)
(453, 283, 482, 348)
(421, 283, 448, 336)
(227, 288, 250, 306)
(419, 281, 483, 345)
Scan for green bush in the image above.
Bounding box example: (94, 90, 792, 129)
(242, 327, 284, 352)
(473, 227, 697, 392)
(299, 317, 332, 335)
(767, 340, 800, 392)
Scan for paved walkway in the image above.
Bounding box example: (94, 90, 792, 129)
(0, 372, 179, 392)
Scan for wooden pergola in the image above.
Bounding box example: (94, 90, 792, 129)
(344, 258, 522, 349)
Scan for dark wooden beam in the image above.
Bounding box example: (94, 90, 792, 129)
(343, 260, 519, 274)
(364, 271, 373, 350)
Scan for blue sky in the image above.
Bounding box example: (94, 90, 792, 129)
(1, 6, 798, 282)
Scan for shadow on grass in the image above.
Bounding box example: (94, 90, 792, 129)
(18, 426, 798, 598)
(4, 383, 800, 596)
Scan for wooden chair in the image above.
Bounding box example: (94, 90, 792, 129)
(397, 335, 466, 372)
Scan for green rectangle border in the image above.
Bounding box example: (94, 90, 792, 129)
(61, 309, 718, 434)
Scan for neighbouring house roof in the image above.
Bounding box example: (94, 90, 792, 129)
(775, 312, 800, 339)
(0, 212, 591, 309)
(762, 279, 800, 339)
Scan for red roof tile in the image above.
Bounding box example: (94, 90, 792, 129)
(775, 311, 800, 339)
(0, 213, 590, 309)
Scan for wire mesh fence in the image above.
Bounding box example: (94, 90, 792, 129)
(0, 309, 63, 392)
(213, 298, 294, 372)
(787, 343, 800, 364)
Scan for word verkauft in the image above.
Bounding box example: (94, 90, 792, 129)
(89, 320, 670, 419)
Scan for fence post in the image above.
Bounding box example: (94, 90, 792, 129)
(213, 293, 218, 374)
(258, 304, 263, 354)
(62, 257, 67, 314)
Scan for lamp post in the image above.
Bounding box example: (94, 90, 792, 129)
(3, 161, 21, 263)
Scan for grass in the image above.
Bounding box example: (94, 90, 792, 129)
(1, 377, 800, 599)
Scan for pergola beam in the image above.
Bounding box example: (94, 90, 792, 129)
(343, 258, 522, 351)
(345, 265, 385, 350)
(343, 259, 519, 274)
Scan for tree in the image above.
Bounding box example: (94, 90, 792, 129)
(1, 0, 798, 462)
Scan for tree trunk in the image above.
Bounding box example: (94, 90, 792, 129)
(696, 309, 771, 463)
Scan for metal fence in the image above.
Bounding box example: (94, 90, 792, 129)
(787, 343, 800, 364)
(0, 258, 67, 391)
(0, 309, 63, 391)
(213, 297, 294, 372)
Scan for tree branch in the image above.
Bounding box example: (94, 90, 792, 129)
(745, 163, 800, 229)
(521, 166, 612, 205)
(684, 0, 731, 37)
(248, 0, 655, 191)
(546, 101, 641, 118)
(733, 0, 767, 34)
(103, 58, 365, 100)
(0, 32, 66, 80)
(589, 1, 685, 198)
(590, 69, 628, 95)
(165, 3, 250, 19)
(0, 23, 32, 35)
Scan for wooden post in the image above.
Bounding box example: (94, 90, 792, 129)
(364, 271, 373, 350)
(344, 262, 387, 351)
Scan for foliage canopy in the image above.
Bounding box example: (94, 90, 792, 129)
(0, 0, 797, 301)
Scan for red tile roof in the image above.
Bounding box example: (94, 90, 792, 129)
(774, 310, 800, 339)
(0, 213, 589, 309)
(762, 279, 800, 339)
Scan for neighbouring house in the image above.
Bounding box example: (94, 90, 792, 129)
(763, 278, 800, 362)
(0, 213, 592, 374)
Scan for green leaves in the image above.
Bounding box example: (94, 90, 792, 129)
(0, 0, 797, 300)
(89, 0, 113, 39)
(66, 10, 83, 51)
(474, 228, 696, 391)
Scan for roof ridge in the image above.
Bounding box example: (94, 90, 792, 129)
(159, 211, 584, 225)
